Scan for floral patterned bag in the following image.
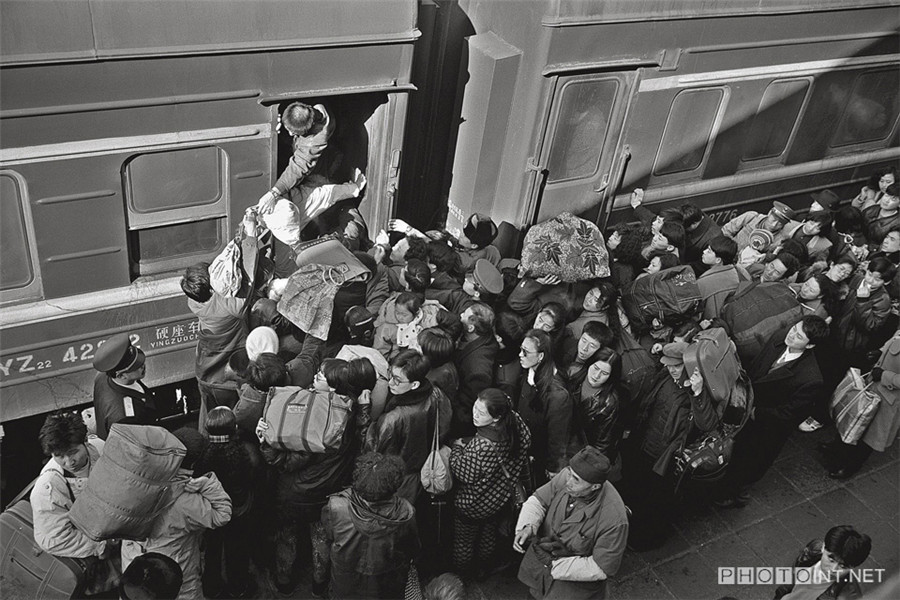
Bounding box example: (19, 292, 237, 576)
(520, 212, 610, 282)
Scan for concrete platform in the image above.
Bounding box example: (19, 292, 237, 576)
(469, 426, 900, 600)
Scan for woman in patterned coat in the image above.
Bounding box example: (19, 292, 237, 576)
(449, 388, 531, 578)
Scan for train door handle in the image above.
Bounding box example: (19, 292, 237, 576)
(594, 174, 610, 194)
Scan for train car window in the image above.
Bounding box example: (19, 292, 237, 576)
(653, 88, 724, 176)
(742, 79, 810, 161)
(132, 218, 223, 264)
(546, 79, 619, 183)
(124, 146, 229, 276)
(830, 67, 900, 147)
(0, 174, 35, 292)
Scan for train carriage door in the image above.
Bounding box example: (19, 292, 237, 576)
(529, 71, 640, 226)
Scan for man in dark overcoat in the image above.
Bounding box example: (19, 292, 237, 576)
(715, 315, 829, 507)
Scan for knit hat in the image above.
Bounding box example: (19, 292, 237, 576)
(748, 228, 775, 252)
(810, 189, 840, 212)
(473, 259, 504, 295)
(171, 427, 207, 470)
(246, 326, 279, 361)
(462, 214, 498, 249)
(569, 446, 611, 484)
(660, 341, 688, 366)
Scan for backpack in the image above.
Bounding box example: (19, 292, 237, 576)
(621, 265, 701, 333)
(719, 282, 803, 365)
(615, 330, 659, 429)
(682, 327, 741, 405)
(258, 386, 353, 453)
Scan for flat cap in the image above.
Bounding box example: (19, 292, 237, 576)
(659, 341, 688, 366)
(92, 333, 144, 373)
(473, 259, 504, 295)
(569, 446, 611, 484)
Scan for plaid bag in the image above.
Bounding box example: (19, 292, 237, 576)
(830, 369, 882, 444)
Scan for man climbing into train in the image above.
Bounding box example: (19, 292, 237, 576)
(256, 101, 336, 211)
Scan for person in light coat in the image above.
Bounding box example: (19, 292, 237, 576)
(121, 428, 232, 600)
(31, 413, 108, 560)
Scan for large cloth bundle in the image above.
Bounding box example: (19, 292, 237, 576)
(831, 368, 882, 444)
(520, 212, 610, 282)
(258, 386, 353, 453)
(69, 425, 186, 541)
(683, 327, 741, 405)
(621, 265, 701, 333)
(719, 282, 803, 365)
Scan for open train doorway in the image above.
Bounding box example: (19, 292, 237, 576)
(272, 93, 401, 237)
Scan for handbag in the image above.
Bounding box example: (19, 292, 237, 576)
(291, 235, 370, 283)
(420, 399, 452, 495)
(209, 238, 243, 297)
(830, 368, 882, 444)
(500, 462, 528, 514)
(673, 371, 753, 493)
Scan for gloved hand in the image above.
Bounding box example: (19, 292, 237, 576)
(871, 367, 884, 383)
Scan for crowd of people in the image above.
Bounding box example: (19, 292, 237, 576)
(23, 102, 899, 600)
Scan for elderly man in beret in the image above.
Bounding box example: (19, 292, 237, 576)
(91, 332, 158, 440)
(514, 446, 628, 600)
(721, 200, 796, 255)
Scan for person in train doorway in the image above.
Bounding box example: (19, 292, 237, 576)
(513, 446, 629, 600)
(256, 101, 335, 211)
(91, 333, 158, 440)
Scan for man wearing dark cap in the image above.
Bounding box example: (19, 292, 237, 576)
(721, 200, 797, 254)
(91, 333, 158, 440)
(809, 189, 840, 213)
(514, 446, 628, 600)
(458, 213, 501, 274)
(462, 258, 504, 304)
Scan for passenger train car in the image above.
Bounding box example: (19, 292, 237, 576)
(1, 0, 898, 496)
(439, 0, 900, 244)
(0, 0, 417, 426)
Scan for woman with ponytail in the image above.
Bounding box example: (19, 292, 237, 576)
(449, 388, 531, 579)
(515, 329, 573, 484)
